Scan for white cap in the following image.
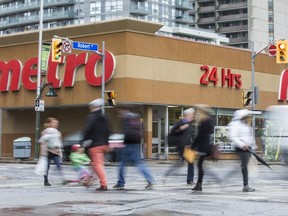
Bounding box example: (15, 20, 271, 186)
(183, 108, 195, 115)
(89, 98, 104, 107)
(233, 109, 250, 120)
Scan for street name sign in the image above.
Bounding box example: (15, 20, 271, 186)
(72, 41, 98, 52)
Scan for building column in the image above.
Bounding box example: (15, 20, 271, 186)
(143, 105, 153, 159)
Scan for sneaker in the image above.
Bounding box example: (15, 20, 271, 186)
(113, 184, 125, 190)
(191, 183, 202, 191)
(96, 186, 108, 191)
(242, 185, 255, 192)
(187, 181, 194, 187)
(145, 183, 154, 190)
(44, 181, 51, 186)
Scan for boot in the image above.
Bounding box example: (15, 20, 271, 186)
(44, 180, 51, 186)
(191, 183, 202, 191)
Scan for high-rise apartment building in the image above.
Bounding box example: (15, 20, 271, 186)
(0, 0, 287, 51)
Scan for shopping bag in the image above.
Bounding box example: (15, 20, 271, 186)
(34, 156, 48, 176)
(183, 146, 197, 163)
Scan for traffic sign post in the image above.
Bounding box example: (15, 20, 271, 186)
(72, 41, 98, 51)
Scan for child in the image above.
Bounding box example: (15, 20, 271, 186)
(68, 144, 95, 186)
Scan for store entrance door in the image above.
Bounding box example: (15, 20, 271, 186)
(152, 119, 164, 159)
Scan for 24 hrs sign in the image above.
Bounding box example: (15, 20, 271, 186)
(200, 65, 242, 88)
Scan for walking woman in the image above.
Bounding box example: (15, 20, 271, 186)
(191, 104, 214, 191)
(39, 117, 65, 186)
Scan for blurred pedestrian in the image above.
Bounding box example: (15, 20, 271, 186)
(39, 117, 65, 186)
(83, 98, 110, 191)
(228, 109, 256, 192)
(113, 109, 155, 190)
(68, 144, 95, 186)
(191, 104, 214, 191)
(164, 107, 196, 186)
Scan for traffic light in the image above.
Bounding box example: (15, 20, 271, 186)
(107, 90, 116, 106)
(242, 90, 253, 107)
(276, 40, 288, 64)
(51, 38, 63, 63)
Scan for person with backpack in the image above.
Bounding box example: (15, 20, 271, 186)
(83, 98, 110, 191)
(113, 109, 155, 190)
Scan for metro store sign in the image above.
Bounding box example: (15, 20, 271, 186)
(0, 51, 116, 92)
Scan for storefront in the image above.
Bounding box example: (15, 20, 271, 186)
(0, 18, 287, 160)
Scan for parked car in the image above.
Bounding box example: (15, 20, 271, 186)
(62, 131, 123, 162)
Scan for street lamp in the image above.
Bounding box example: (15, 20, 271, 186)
(34, 83, 58, 159)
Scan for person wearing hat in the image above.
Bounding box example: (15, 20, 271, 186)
(164, 107, 196, 186)
(228, 109, 256, 192)
(191, 104, 215, 191)
(83, 98, 110, 191)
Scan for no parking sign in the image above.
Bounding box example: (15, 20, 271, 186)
(62, 40, 72, 53)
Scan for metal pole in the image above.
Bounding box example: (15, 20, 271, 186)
(101, 41, 105, 115)
(35, 0, 44, 159)
(251, 41, 256, 133)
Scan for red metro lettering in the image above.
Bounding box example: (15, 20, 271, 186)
(0, 50, 116, 92)
(200, 65, 242, 88)
(278, 69, 288, 101)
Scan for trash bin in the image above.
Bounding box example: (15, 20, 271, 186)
(13, 137, 31, 159)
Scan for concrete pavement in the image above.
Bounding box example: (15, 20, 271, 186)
(0, 159, 288, 215)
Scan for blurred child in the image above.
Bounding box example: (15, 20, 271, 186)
(68, 144, 95, 187)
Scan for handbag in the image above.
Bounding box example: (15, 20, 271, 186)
(34, 156, 48, 176)
(183, 146, 197, 163)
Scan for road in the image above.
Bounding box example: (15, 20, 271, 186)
(0, 159, 287, 216)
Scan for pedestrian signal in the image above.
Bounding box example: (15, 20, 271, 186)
(51, 38, 63, 63)
(242, 90, 253, 107)
(276, 40, 288, 64)
(107, 90, 116, 106)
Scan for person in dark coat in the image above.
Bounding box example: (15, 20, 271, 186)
(191, 104, 214, 191)
(113, 109, 155, 190)
(164, 107, 196, 186)
(83, 98, 110, 191)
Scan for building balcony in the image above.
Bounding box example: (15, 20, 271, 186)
(229, 36, 248, 44)
(197, 17, 216, 24)
(197, 6, 215, 13)
(0, 11, 75, 29)
(175, 15, 195, 24)
(0, 0, 75, 17)
(217, 13, 248, 22)
(216, 2, 247, 11)
(217, 25, 248, 33)
(130, 5, 149, 16)
(175, 0, 194, 10)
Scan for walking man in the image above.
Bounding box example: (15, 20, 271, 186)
(113, 109, 155, 190)
(164, 108, 196, 186)
(83, 98, 110, 191)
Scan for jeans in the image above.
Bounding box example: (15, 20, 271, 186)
(164, 145, 194, 184)
(44, 152, 63, 181)
(236, 149, 251, 186)
(117, 144, 155, 187)
(89, 145, 109, 187)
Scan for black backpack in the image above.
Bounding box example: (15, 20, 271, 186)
(124, 113, 141, 143)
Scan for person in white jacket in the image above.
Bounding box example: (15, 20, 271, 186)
(228, 109, 256, 192)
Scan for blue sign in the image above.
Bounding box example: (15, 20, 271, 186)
(72, 41, 98, 51)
